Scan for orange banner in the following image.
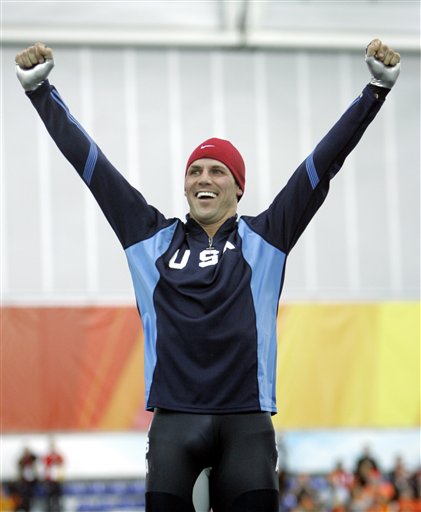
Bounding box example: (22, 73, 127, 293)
(2, 307, 149, 431)
(2, 303, 419, 432)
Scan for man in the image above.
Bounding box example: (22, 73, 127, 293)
(42, 438, 64, 512)
(16, 447, 38, 512)
(15, 39, 400, 512)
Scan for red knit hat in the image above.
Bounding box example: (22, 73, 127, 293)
(185, 137, 246, 194)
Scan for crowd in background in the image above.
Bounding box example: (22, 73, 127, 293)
(278, 445, 421, 512)
(1, 439, 420, 512)
(4, 438, 65, 512)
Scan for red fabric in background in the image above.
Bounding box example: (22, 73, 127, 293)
(2, 307, 149, 431)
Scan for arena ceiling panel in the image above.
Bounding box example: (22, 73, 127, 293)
(2, 0, 418, 50)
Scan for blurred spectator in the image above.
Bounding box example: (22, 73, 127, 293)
(330, 461, 354, 490)
(319, 463, 351, 511)
(410, 467, 421, 500)
(366, 465, 395, 508)
(291, 490, 322, 512)
(354, 445, 380, 487)
(291, 473, 316, 498)
(279, 467, 289, 507)
(389, 456, 413, 501)
(42, 438, 64, 512)
(348, 484, 373, 512)
(289, 473, 320, 511)
(15, 447, 38, 512)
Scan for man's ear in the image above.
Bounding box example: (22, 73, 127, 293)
(236, 186, 243, 199)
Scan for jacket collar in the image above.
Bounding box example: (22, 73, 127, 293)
(185, 214, 238, 239)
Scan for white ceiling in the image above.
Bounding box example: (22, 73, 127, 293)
(2, 0, 419, 50)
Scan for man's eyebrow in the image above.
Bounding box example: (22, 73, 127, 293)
(187, 163, 228, 171)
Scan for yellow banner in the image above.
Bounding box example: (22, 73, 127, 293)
(274, 302, 420, 428)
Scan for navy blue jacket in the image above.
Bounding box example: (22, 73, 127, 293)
(28, 81, 389, 414)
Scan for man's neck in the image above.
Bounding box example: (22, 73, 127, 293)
(199, 220, 225, 239)
(190, 215, 235, 239)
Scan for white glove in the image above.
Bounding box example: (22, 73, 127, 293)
(16, 58, 55, 91)
(15, 42, 55, 91)
(365, 39, 401, 89)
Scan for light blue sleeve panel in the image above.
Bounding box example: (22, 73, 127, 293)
(238, 219, 286, 412)
(125, 222, 178, 403)
(50, 89, 98, 185)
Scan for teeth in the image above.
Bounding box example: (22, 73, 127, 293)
(197, 191, 217, 199)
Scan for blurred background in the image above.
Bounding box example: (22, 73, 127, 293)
(1, 1, 420, 511)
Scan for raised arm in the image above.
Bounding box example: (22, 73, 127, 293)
(248, 39, 401, 253)
(15, 43, 171, 249)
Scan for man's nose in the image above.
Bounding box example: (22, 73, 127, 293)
(198, 170, 212, 184)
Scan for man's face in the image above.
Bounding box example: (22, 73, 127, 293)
(184, 158, 243, 229)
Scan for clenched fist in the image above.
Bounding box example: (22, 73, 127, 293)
(365, 38, 401, 89)
(15, 42, 55, 91)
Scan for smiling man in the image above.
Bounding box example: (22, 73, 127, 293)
(15, 39, 400, 512)
(184, 138, 244, 238)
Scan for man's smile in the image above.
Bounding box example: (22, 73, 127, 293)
(196, 191, 218, 199)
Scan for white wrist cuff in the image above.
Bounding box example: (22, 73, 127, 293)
(365, 55, 400, 89)
(16, 59, 55, 91)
